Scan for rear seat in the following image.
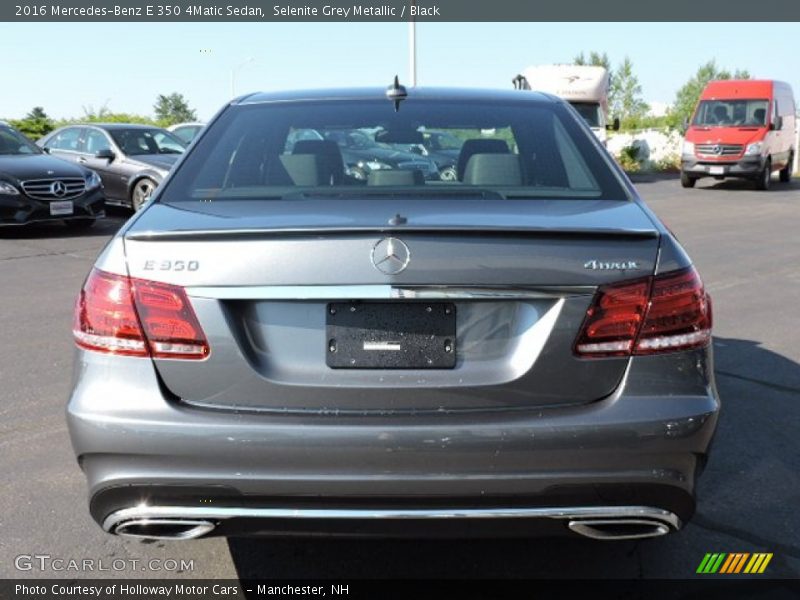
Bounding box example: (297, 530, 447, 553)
(463, 154, 523, 186)
(456, 139, 509, 180)
(292, 140, 345, 184)
(277, 154, 327, 186)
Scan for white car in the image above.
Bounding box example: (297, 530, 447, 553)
(167, 122, 205, 144)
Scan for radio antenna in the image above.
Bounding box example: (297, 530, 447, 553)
(386, 75, 408, 112)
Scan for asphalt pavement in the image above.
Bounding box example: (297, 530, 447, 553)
(1, 176, 799, 580)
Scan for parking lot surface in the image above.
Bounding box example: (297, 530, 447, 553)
(1, 177, 799, 579)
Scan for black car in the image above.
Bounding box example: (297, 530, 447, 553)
(321, 129, 440, 180)
(0, 122, 104, 228)
(414, 130, 464, 181)
(38, 124, 186, 211)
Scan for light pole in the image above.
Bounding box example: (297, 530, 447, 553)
(230, 57, 255, 98)
(408, 7, 417, 86)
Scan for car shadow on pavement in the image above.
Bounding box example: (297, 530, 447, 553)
(626, 172, 800, 193)
(638, 336, 800, 578)
(227, 336, 800, 581)
(227, 535, 644, 580)
(692, 178, 800, 192)
(626, 172, 680, 185)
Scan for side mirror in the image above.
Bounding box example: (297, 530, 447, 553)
(682, 117, 690, 130)
(42, 146, 50, 154)
(770, 116, 783, 131)
(95, 148, 115, 160)
(607, 118, 620, 131)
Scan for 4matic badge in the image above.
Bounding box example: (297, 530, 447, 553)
(583, 259, 641, 270)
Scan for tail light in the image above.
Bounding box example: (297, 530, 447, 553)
(73, 269, 209, 360)
(635, 267, 712, 354)
(575, 266, 711, 358)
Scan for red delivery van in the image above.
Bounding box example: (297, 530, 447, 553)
(681, 80, 796, 190)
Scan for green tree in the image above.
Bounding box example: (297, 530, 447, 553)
(612, 57, 649, 123)
(153, 93, 197, 126)
(671, 61, 751, 128)
(574, 51, 619, 120)
(573, 51, 611, 71)
(9, 106, 55, 139)
(49, 104, 156, 127)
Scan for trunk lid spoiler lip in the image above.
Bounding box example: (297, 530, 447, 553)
(125, 225, 659, 242)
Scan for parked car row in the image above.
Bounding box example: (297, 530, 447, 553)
(0, 120, 204, 228)
(38, 123, 187, 211)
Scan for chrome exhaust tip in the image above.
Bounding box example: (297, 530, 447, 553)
(114, 519, 216, 541)
(567, 518, 671, 541)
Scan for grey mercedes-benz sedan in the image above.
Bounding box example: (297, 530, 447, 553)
(67, 85, 719, 542)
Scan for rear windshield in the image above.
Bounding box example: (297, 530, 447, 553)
(160, 99, 629, 203)
(692, 99, 769, 127)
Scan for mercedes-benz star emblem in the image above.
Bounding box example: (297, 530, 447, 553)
(371, 238, 411, 275)
(712, 144, 722, 155)
(50, 181, 67, 197)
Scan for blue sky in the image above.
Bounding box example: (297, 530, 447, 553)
(2, 22, 798, 120)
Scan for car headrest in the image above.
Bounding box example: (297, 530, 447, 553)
(457, 139, 509, 180)
(463, 154, 522, 186)
(292, 139, 339, 156)
(367, 169, 425, 186)
(292, 140, 345, 184)
(278, 154, 326, 186)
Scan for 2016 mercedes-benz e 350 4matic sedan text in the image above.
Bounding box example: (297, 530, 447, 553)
(67, 85, 719, 542)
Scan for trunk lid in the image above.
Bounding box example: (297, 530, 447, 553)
(124, 198, 660, 413)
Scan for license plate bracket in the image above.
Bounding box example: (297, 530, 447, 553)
(50, 200, 74, 216)
(708, 166, 725, 175)
(326, 302, 456, 369)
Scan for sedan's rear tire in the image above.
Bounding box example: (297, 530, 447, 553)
(755, 159, 772, 191)
(131, 178, 157, 211)
(680, 172, 696, 188)
(779, 153, 793, 183)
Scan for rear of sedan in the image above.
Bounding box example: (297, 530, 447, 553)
(0, 123, 104, 227)
(67, 88, 719, 542)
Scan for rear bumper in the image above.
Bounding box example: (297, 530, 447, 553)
(681, 155, 765, 178)
(0, 188, 105, 225)
(102, 504, 680, 541)
(67, 346, 720, 539)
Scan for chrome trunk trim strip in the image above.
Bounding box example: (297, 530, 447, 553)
(185, 284, 594, 300)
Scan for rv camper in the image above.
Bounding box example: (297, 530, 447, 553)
(514, 65, 618, 144)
